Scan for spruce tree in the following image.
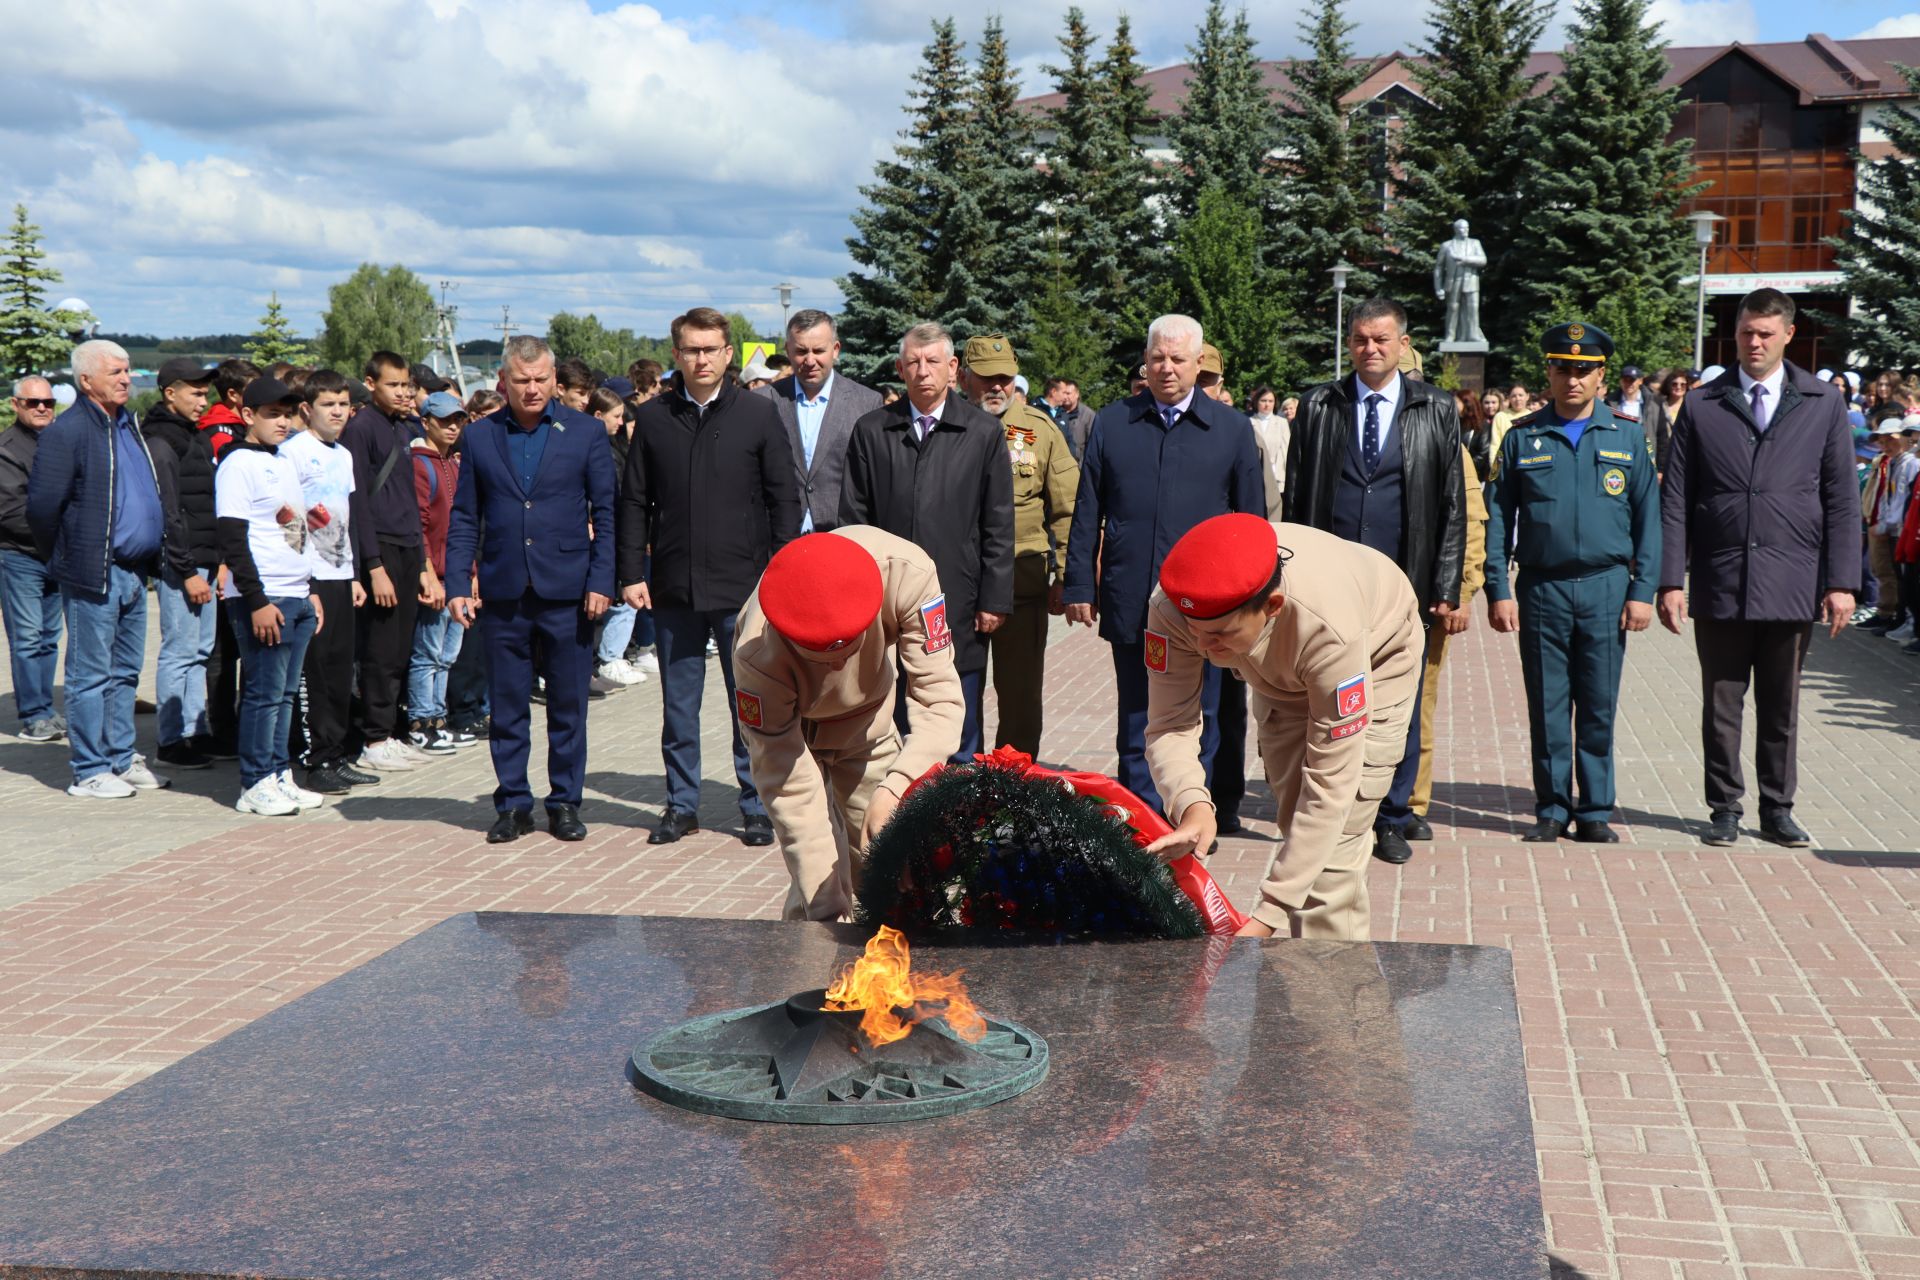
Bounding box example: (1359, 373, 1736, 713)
(0, 204, 87, 378)
(1383, 0, 1552, 352)
(1166, 185, 1293, 395)
(1165, 3, 1279, 222)
(966, 17, 1046, 344)
(1510, 0, 1697, 366)
(1273, 0, 1390, 383)
(1827, 65, 1920, 367)
(244, 292, 307, 365)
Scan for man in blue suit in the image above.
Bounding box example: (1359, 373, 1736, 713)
(447, 336, 616, 844)
(1063, 314, 1265, 815)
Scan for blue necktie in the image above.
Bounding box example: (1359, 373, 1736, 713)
(1363, 393, 1384, 472)
(1161, 404, 1180, 430)
(1749, 384, 1769, 432)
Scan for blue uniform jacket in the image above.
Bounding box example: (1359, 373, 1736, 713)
(445, 404, 617, 604)
(1063, 391, 1265, 644)
(1482, 401, 1661, 604)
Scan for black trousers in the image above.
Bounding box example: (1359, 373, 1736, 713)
(292, 578, 358, 769)
(447, 619, 489, 726)
(208, 595, 239, 740)
(1213, 671, 1248, 822)
(354, 539, 422, 745)
(1694, 617, 1812, 819)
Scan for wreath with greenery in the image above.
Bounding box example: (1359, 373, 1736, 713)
(855, 752, 1205, 939)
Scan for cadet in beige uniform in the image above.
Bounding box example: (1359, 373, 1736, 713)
(733, 527, 964, 921)
(1142, 514, 1422, 940)
(961, 333, 1079, 758)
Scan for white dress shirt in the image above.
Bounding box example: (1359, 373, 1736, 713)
(1353, 372, 1402, 453)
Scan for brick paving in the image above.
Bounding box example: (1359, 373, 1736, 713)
(2, 603, 1919, 1278)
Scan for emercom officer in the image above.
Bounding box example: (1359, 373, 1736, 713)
(1483, 322, 1661, 844)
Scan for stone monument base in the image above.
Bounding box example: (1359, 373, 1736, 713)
(1441, 347, 1488, 394)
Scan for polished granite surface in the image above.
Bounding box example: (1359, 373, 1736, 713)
(0, 914, 1545, 1279)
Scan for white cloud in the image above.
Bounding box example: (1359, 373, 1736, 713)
(1854, 14, 1920, 37)
(1646, 0, 1759, 46)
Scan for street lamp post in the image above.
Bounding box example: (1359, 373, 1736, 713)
(1330, 262, 1352, 381)
(1686, 212, 1724, 370)
(775, 282, 795, 333)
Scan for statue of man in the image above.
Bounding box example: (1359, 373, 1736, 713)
(1433, 219, 1488, 346)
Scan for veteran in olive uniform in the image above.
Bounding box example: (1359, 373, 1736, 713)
(1483, 322, 1661, 844)
(1141, 515, 1423, 941)
(733, 528, 965, 921)
(961, 334, 1079, 759)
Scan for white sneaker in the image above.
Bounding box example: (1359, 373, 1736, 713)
(235, 779, 299, 816)
(117, 754, 169, 790)
(589, 673, 624, 694)
(395, 738, 432, 761)
(597, 658, 645, 686)
(635, 650, 660, 676)
(68, 772, 136, 799)
(274, 770, 326, 810)
(357, 739, 417, 772)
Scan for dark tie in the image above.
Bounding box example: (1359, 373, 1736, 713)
(1749, 384, 1769, 432)
(1363, 393, 1384, 472)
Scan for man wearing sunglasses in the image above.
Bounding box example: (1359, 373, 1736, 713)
(1483, 322, 1662, 844)
(0, 377, 65, 741)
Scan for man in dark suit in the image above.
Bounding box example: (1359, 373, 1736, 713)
(1658, 288, 1859, 848)
(446, 335, 616, 844)
(618, 307, 803, 847)
(1285, 296, 1467, 865)
(757, 309, 883, 532)
(1063, 314, 1265, 814)
(840, 321, 1015, 762)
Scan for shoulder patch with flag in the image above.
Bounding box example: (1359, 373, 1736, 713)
(920, 596, 951, 653)
(1335, 673, 1368, 717)
(735, 689, 763, 729)
(1144, 630, 1168, 673)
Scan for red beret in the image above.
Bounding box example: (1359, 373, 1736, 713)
(760, 534, 884, 651)
(1159, 514, 1279, 619)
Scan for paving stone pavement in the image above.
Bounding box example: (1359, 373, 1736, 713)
(2, 600, 1919, 1278)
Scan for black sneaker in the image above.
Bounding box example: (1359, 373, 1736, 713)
(450, 716, 490, 738)
(305, 765, 353, 795)
(155, 741, 213, 770)
(409, 720, 458, 756)
(191, 733, 238, 760)
(1862, 612, 1902, 632)
(1702, 813, 1740, 846)
(439, 718, 479, 748)
(331, 761, 381, 786)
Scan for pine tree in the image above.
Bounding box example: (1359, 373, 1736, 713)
(1165, 185, 1295, 396)
(966, 17, 1047, 344)
(1272, 0, 1391, 382)
(1510, 0, 1698, 365)
(244, 292, 307, 365)
(1383, 0, 1553, 353)
(0, 204, 88, 378)
(1165, 3, 1279, 222)
(1827, 65, 1920, 366)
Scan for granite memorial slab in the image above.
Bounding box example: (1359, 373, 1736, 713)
(0, 913, 1547, 1279)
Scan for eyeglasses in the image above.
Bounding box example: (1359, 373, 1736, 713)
(12, 398, 54, 409)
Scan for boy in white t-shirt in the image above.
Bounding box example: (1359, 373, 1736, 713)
(215, 377, 327, 817)
(282, 370, 372, 794)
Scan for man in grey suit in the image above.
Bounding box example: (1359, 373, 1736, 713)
(758, 310, 884, 532)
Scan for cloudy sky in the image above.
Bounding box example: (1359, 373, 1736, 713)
(8, 0, 1910, 344)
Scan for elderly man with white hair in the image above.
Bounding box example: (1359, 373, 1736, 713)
(1062, 313, 1265, 815)
(26, 339, 177, 797)
(0, 375, 66, 742)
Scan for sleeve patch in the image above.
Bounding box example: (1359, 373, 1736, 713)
(735, 690, 763, 729)
(1335, 674, 1368, 717)
(920, 596, 951, 652)
(1144, 630, 1168, 672)
(1329, 713, 1369, 741)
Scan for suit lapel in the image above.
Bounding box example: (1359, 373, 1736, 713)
(528, 415, 567, 494)
(488, 416, 526, 499)
(771, 378, 806, 473)
(815, 385, 855, 477)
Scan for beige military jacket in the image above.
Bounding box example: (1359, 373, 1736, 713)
(1144, 521, 1422, 853)
(733, 526, 964, 798)
(1003, 403, 1079, 596)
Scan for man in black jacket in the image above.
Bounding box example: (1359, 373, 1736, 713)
(143, 357, 221, 768)
(0, 375, 64, 742)
(840, 321, 1015, 763)
(1285, 297, 1468, 865)
(618, 307, 803, 847)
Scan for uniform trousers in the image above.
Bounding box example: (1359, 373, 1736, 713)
(1516, 565, 1629, 824)
(768, 699, 901, 921)
(355, 539, 423, 744)
(483, 591, 591, 814)
(1113, 639, 1220, 816)
(655, 604, 762, 818)
(1411, 623, 1453, 817)
(987, 590, 1049, 757)
(1693, 617, 1811, 821)
(292, 578, 357, 769)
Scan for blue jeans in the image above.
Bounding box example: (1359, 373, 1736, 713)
(0, 549, 62, 725)
(655, 604, 761, 816)
(408, 605, 464, 721)
(155, 563, 217, 746)
(61, 563, 147, 782)
(229, 595, 318, 788)
(596, 602, 638, 665)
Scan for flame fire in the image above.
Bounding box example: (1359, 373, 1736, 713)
(823, 926, 987, 1047)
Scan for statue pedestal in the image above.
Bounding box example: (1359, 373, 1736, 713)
(1439, 344, 1488, 393)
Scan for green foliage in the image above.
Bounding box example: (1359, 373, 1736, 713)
(1510, 0, 1698, 361)
(318, 263, 434, 374)
(1022, 230, 1114, 398)
(856, 759, 1204, 938)
(1826, 65, 1920, 366)
(964, 16, 1048, 347)
(1164, 185, 1301, 397)
(0, 204, 90, 378)
(723, 311, 762, 350)
(547, 312, 670, 371)
(128, 389, 162, 422)
(1384, 0, 1553, 357)
(243, 292, 309, 366)
(1165, 2, 1278, 223)
(1508, 275, 1696, 387)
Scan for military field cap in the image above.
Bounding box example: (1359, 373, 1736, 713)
(1160, 513, 1280, 620)
(1199, 343, 1224, 377)
(1541, 321, 1614, 363)
(962, 334, 1019, 376)
(760, 533, 884, 652)
(1397, 345, 1424, 376)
